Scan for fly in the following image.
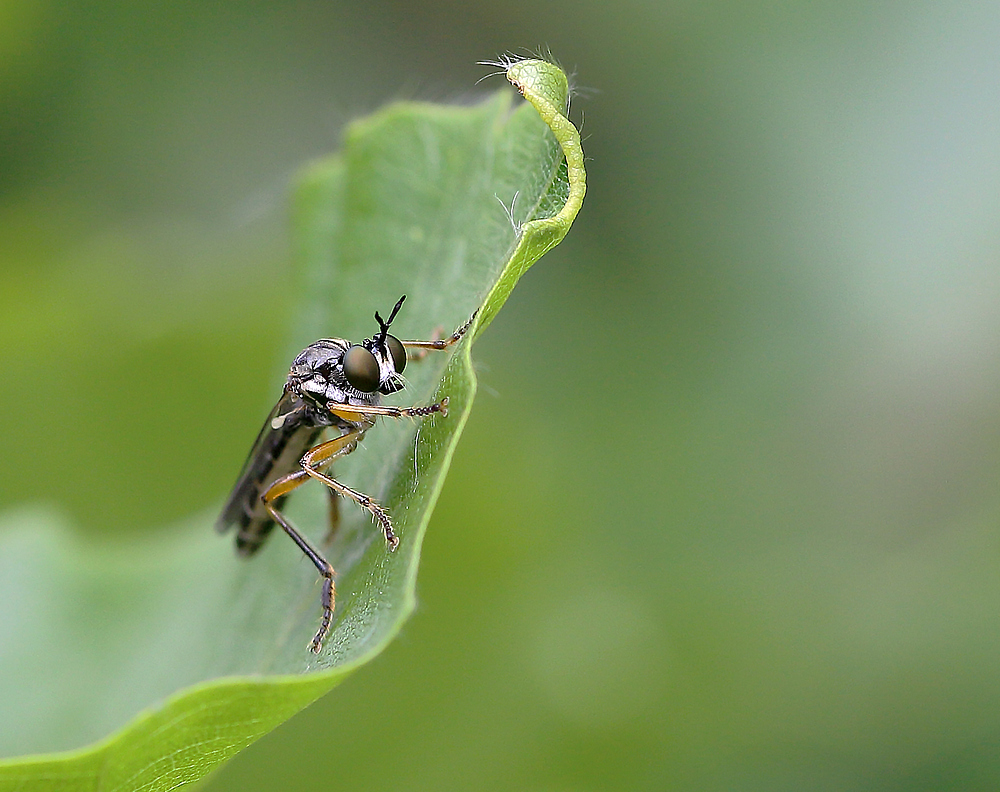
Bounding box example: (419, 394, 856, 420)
(217, 295, 472, 653)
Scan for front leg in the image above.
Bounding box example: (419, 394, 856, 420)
(328, 397, 449, 423)
(401, 309, 477, 361)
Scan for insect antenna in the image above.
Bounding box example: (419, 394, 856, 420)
(375, 294, 406, 349)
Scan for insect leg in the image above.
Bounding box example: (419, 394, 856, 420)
(261, 468, 338, 653)
(300, 431, 400, 551)
(401, 309, 477, 360)
(325, 488, 340, 545)
(298, 431, 359, 545)
(328, 398, 449, 423)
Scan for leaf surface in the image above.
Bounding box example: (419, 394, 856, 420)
(0, 59, 584, 790)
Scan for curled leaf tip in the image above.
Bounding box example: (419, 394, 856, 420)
(505, 58, 570, 114)
(502, 58, 585, 237)
(472, 57, 586, 336)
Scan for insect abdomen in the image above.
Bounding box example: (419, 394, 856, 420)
(218, 423, 324, 556)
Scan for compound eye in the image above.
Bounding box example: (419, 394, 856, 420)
(343, 345, 380, 393)
(386, 334, 406, 374)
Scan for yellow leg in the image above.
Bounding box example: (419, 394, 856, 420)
(261, 468, 337, 654)
(401, 309, 477, 360)
(300, 429, 399, 550)
(328, 397, 448, 423)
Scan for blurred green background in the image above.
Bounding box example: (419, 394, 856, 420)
(2, 1, 1000, 790)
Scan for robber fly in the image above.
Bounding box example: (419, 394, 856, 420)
(217, 295, 472, 653)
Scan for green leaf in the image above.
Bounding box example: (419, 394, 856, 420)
(0, 58, 584, 790)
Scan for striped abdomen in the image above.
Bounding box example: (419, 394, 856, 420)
(216, 398, 325, 555)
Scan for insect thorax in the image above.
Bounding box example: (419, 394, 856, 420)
(286, 338, 381, 428)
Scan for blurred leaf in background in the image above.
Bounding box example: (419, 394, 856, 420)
(2, 0, 1000, 791)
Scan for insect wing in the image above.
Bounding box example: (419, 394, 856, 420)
(216, 390, 304, 537)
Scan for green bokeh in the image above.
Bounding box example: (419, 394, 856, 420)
(2, 1, 999, 790)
